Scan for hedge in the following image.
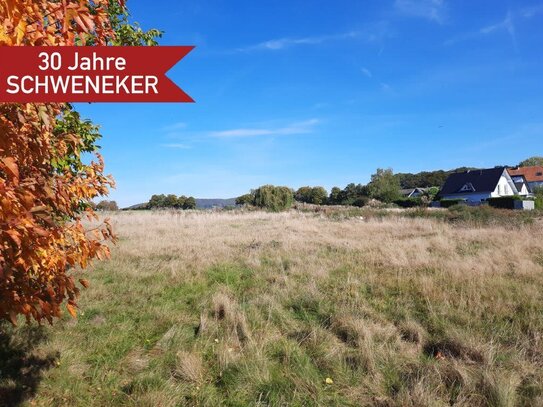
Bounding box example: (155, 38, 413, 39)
(440, 199, 466, 208)
(394, 197, 423, 208)
(487, 196, 523, 209)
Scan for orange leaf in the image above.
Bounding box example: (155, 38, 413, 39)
(1, 157, 19, 180)
(79, 279, 90, 288)
(66, 303, 77, 318)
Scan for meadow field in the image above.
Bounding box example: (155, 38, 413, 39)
(2, 209, 543, 406)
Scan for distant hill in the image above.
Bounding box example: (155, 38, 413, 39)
(123, 198, 237, 210)
(195, 198, 237, 209)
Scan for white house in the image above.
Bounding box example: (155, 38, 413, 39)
(439, 167, 519, 204)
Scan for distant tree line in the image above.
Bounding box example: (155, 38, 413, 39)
(91, 200, 119, 211)
(236, 168, 409, 211)
(147, 194, 196, 210)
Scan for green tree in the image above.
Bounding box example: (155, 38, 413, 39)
(425, 186, 440, 201)
(149, 194, 166, 208)
(295, 186, 313, 203)
(368, 168, 401, 203)
(236, 193, 255, 206)
(183, 197, 197, 209)
(309, 187, 328, 205)
(295, 186, 328, 204)
(164, 194, 179, 208)
(328, 187, 342, 205)
(253, 185, 294, 212)
(96, 200, 119, 211)
(519, 157, 543, 167)
(177, 195, 187, 209)
(337, 183, 369, 205)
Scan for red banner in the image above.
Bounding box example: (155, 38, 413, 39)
(0, 46, 194, 103)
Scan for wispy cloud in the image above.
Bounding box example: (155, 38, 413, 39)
(236, 23, 393, 53)
(480, 11, 516, 47)
(209, 119, 320, 138)
(160, 143, 191, 149)
(238, 31, 360, 52)
(446, 11, 517, 47)
(520, 4, 543, 18)
(395, 0, 447, 24)
(361, 67, 373, 78)
(445, 6, 543, 47)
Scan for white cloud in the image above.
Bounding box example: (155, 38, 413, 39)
(160, 143, 191, 149)
(209, 119, 320, 138)
(239, 31, 360, 52)
(480, 11, 516, 47)
(395, 0, 447, 23)
(521, 4, 543, 18)
(361, 67, 373, 78)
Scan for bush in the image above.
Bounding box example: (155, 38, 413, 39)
(534, 187, 543, 210)
(440, 199, 466, 208)
(295, 186, 328, 205)
(236, 193, 255, 206)
(394, 197, 423, 208)
(487, 196, 522, 210)
(352, 197, 369, 207)
(446, 204, 535, 227)
(96, 200, 119, 211)
(253, 185, 294, 212)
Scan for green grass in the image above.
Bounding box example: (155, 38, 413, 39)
(1, 210, 543, 406)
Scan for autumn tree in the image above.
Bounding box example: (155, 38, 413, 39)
(0, 0, 160, 324)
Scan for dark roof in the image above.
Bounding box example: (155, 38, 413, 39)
(400, 187, 427, 196)
(439, 167, 506, 195)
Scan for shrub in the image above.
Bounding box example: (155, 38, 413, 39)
(352, 197, 369, 207)
(440, 199, 466, 208)
(236, 193, 255, 206)
(96, 200, 119, 211)
(534, 187, 543, 210)
(253, 185, 294, 212)
(394, 197, 423, 208)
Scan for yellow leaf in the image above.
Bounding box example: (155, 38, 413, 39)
(15, 19, 27, 44)
(0, 25, 13, 45)
(325, 377, 334, 385)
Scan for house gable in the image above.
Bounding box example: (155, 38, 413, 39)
(439, 167, 519, 203)
(459, 182, 475, 193)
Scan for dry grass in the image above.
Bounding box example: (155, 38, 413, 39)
(2, 209, 543, 406)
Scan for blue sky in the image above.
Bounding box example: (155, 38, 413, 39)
(77, 0, 543, 206)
